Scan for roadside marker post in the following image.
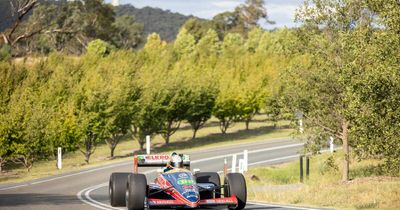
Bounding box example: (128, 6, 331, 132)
(330, 136, 335, 153)
(146, 135, 151, 155)
(133, 156, 138, 174)
(299, 156, 304, 183)
(57, 147, 62, 170)
(231, 154, 237, 173)
(224, 158, 228, 176)
(299, 119, 304, 133)
(238, 159, 245, 174)
(243, 150, 248, 172)
(306, 156, 310, 179)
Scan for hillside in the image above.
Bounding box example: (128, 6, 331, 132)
(0, 1, 195, 42)
(116, 4, 194, 41)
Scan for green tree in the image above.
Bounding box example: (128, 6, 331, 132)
(112, 15, 143, 49)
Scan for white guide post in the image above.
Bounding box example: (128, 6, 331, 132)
(299, 119, 304, 133)
(238, 159, 245, 174)
(330, 136, 335, 153)
(231, 154, 237, 173)
(146, 135, 151, 155)
(243, 150, 248, 172)
(57, 147, 62, 169)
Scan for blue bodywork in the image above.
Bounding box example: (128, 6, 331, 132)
(162, 171, 200, 203)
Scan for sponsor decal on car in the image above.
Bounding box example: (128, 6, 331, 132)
(177, 179, 194, 185)
(145, 155, 170, 160)
(178, 173, 189, 178)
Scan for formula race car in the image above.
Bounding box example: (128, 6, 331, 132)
(109, 153, 246, 210)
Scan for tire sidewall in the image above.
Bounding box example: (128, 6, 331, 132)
(126, 173, 147, 210)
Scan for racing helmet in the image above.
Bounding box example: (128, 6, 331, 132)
(170, 153, 183, 168)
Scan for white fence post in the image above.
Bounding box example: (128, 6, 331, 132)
(330, 136, 335, 153)
(231, 154, 237, 173)
(238, 159, 245, 174)
(57, 147, 62, 169)
(299, 119, 304, 133)
(146, 135, 151, 155)
(243, 150, 248, 172)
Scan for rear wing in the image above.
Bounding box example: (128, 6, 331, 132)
(133, 154, 190, 172)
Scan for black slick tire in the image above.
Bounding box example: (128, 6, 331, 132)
(224, 173, 247, 210)
(126, 173, 147, 210)
(109, 173, 131, 207)
(195, 172, 221, 198)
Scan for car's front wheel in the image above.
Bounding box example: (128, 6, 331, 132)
(224, 173, 247, 210)
(126, 173, 147, 210)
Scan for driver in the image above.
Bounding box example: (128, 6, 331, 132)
(164, 152, 183, 172)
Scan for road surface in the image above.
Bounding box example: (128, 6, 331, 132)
(0, 138, 320, 210)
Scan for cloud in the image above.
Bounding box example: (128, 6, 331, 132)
(211, 1, 241, 9)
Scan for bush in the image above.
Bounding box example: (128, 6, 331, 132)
(0, 44, 11, 61)
(86, 39, 115, 57)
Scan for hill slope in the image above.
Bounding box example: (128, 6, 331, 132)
(116, 4, 194, 41)
(0, 2, 195, 42)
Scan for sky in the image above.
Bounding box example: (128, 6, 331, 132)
(107, 0, 303, 29)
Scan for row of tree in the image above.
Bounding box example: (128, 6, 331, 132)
(0, 25, 290, 172)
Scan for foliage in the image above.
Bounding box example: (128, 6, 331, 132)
(86, 39, 115, 57)
(0, 44, 11, 61)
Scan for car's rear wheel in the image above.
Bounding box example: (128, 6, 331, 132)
(195, 172, 221, 198)
(126, 173, 147, 210)
(224, 173, 246, 210)
(109, 173, 131, 207)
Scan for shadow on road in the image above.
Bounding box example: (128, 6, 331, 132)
(0, 193, 81, 206)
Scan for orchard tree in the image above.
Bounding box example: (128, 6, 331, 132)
(285, 0, 384, 181)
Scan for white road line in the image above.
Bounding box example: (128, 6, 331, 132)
(190, 143, 303, 163)
(78, 169, 157, 210)
(0, 184, 29, 191)
(247, 202, 321, 210)
(0, 140, 300, 191)
(77, 144, 305, 210)
(0, 161, 133, 191)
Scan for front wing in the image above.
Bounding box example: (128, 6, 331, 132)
(148, 196, 238, 208)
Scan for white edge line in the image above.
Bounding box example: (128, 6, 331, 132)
(78, 169, 157, 210)
(0, 161, 132, 191)
(0, 142, 302, 191)
(247, 202, 321, 210)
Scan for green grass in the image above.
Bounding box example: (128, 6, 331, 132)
(246, 152, 400, 210)
(0, 114, 293, 184)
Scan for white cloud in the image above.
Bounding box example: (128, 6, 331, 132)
(211, 1, 241, 9)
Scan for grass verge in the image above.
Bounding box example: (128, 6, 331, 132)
(0, 114, 292, 184)
(246, 152, 400, 210)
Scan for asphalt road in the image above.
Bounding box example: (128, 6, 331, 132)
(0, 138, 319, 210)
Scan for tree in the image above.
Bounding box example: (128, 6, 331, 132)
(185, 89, 216, 139)
(286, 0, 386, 181)
(212, 0, 273, 38)
(0, 0, 39, 46)
(173, 28, 195, 59)
(100, 52, 141, 158)
(112, 15, 143, 49)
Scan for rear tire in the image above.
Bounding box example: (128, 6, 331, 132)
(126, 173, 147, 210)
(195, 172, 221, 198)
(109, 173, 131, 207)
(224, 173, 246, 210)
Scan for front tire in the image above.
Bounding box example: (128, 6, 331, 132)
(126, 173, 147, 210)
(109, 173, 131, 207)
(195, 172, 221, 198)
(224, 173, 247, 210)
